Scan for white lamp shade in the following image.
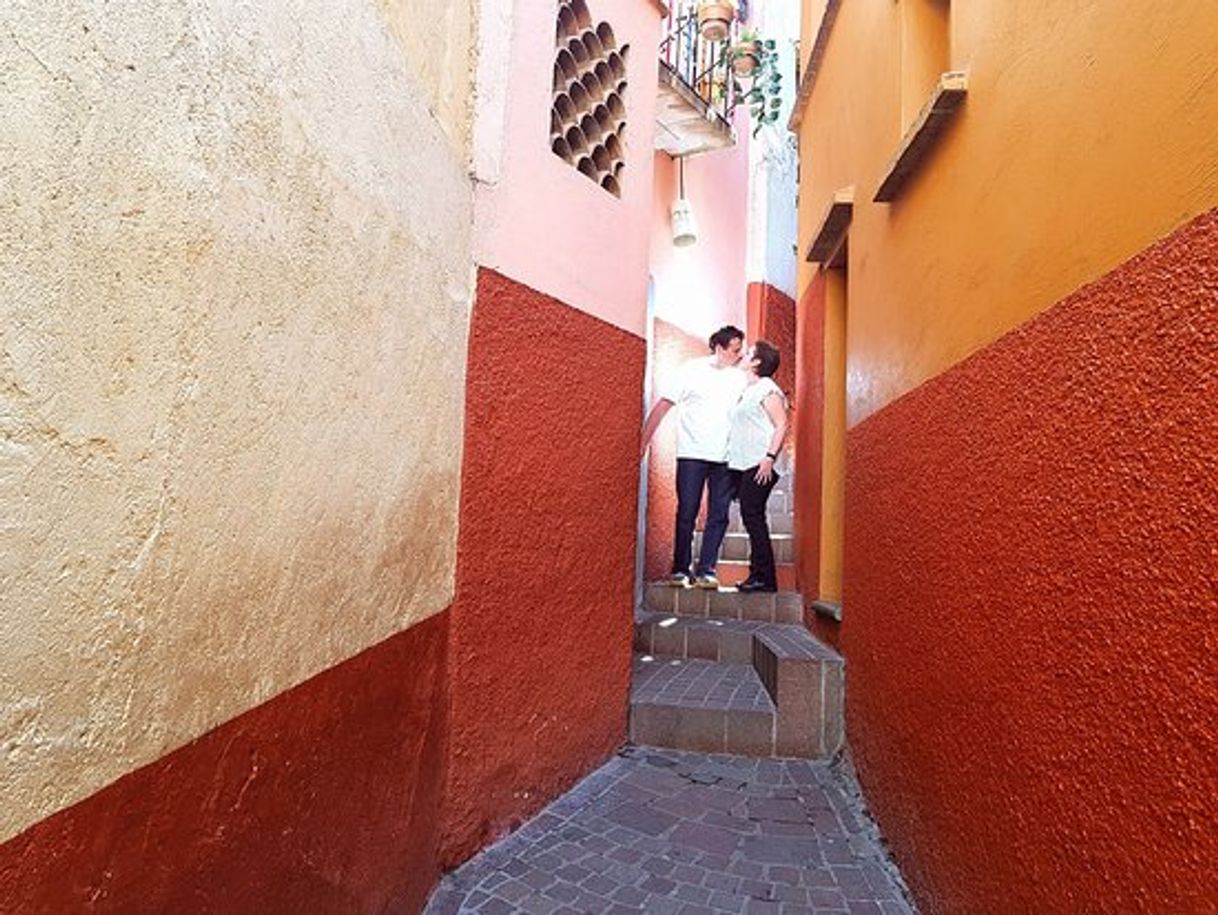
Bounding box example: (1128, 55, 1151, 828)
(672, 198, 698, 247)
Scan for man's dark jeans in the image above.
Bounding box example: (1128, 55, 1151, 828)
(672, 458, 733, 577)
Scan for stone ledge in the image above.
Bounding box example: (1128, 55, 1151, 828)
(873, 70, 968, 203)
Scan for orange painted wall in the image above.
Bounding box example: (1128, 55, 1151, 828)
(842, 210, 1218, 913)
(791, 276, 834, 647)
(795, 0, 1218, 425)
(441, 269, 644, 864)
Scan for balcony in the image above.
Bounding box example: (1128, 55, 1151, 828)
(654, 3, 739, 157)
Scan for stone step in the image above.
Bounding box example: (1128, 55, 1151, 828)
(629, 656, 776, 756)
(632, 614, 845, 759)
(634, 611, 774, 663)
(644, 582, 802, 624)
(752, 627, 845, 758)
(714, 561, 798, 590)
(630, 633, 843, 759)
(728, 508, 793, 535)
(694, 530, 795, 563)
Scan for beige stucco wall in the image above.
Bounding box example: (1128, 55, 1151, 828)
(0, 0, 475, 842)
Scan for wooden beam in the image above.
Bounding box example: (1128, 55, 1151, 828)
(873, 71, 968, 203)
(805, 187, 854, 264)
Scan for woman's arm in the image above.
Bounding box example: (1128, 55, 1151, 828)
(754, 391, 789, 484)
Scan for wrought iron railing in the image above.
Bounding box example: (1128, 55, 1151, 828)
(658, 3, 739, 127)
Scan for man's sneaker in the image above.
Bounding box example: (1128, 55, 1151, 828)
(693, 573, 720, 589)
(667, 572, 692, 588)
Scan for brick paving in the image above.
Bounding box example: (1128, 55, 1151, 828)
(424, 746, 916, 915)
(633, 657, 774, 712)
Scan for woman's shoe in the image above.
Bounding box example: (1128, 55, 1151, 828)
(737, 579, 776, 593)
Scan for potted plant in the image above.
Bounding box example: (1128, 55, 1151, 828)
(729, 35, 783, 136)
(729, 28, 764, 77)
(697, 0, 736, 43)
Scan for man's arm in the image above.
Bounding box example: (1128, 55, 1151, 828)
(639, 398, 675, 459)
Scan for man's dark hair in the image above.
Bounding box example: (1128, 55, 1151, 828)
(708, 325, 744, 351)
(753, 340, 780, 378)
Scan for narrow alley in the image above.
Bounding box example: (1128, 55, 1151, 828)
(1, 0, 1214, 913)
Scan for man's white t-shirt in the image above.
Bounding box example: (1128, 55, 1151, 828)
(664, 356, 748, 462)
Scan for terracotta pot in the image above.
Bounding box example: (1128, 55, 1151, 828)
(697, 2, 735, 42)
(731, 42, 760, 76)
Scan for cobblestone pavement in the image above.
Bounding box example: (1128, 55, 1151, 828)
(425, 746, 916, 915)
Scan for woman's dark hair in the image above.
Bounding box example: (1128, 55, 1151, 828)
(708, 325, 744, 351)
(753, 340, 780, 378)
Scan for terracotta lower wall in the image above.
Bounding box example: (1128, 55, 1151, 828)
(745, 282, 797, 399)
(643, 318, 711, 582)
(0, 614, 451, 915)
(0, 268, 650, 912)
(842, 210, 1218, 913)
(441, 268, 645, 865)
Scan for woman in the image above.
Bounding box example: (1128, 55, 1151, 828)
(726, 340, 788, 593)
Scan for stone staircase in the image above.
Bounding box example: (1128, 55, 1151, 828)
(631, 483, 845, 759)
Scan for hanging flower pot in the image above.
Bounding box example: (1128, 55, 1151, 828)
(697, 0, 736, 43)
(730, 39, 762, 76)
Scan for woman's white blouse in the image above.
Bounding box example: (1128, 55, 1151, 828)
(727, 377, 786, 471)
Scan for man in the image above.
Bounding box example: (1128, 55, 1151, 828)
(640, 325, 746, 588)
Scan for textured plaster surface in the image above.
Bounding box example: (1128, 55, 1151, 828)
(441, 269, 645, 867)
(745, 282, 796, 399)
(745, 0, 800, 300)
(795, 0, 1218, 424)
(0, 612, 450, 915)
(643, 318, 709, 582)
(791, 276, 831, 645)
(650, 142, 751, 343)
(842, 210, 1218, 913)
(0, 1, 473, 841)
(472, 0, 661, 337)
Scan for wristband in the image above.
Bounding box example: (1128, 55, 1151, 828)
(765, 451, 778, 461)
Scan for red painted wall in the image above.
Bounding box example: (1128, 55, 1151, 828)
(643, 318, 710, 582)
(793, 276, 832, 644)
(745, 282, 797, 399)
(0, 614, 450, 915)
(441, 268, 645, 865)
(842, 209, 1218, 913)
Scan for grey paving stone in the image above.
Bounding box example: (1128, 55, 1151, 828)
(676, 882, 713, 904)
(423, 748, 916, 915)
(669, 821, 744, 857)
(641, 874, 678, 895)
(603, 802, 679, 837)
(708, 891, 749, 912)
(611, 884, 650, 906)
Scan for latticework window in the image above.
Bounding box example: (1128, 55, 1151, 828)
(551, 0, 630, 197)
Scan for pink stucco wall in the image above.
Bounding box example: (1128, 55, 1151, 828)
(474, 0, 662, 338)
(648, 121, 752, 340)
